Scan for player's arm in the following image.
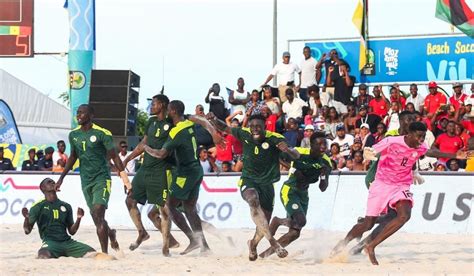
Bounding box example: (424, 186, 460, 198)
(68, 207, 84, 235)
(276, 141, 300, 160)
(143, 145, 169, 159)
(425, 148, 469, 160)
(108, 148, 132, 191)
(123, 136, 147, 167)
(55, 149, 78, 191)
(319, 155, 332, 192)
(188, 115, 225, 147)
(206, 112, 232, 134)
(21, 207, 34, 234)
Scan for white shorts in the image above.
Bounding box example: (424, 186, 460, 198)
(331, 100, 348, 114)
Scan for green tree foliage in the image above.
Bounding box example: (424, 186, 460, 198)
(136, 109, 149, 137)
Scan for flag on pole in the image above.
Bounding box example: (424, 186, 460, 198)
(436, 0, 474, 37)
(352, 0, 368, 71)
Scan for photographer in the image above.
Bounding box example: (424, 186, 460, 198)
(205, 83, 228, 121)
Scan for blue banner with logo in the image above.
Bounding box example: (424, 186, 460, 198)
(0, 100, 22, 144)
(65, 0, 96, 128)
(306, 35, 474, 84)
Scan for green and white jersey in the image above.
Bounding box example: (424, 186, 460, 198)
(142, 116, 175, 169)
(29, 199, 74, 242)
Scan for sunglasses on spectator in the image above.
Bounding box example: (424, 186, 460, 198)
(121, 145, 128, 148)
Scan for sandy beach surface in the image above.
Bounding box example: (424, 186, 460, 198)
(1, 224, 472, 275)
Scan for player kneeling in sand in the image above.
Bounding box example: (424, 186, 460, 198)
(260, 131, 332, 258)
(331, 122, 469, 265)
(22, 178, 96, 259)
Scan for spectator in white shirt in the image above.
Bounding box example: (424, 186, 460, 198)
(331, 124, 354, 158)
(117, 141, 137, 173)
(406, 84, 425, 113)
(228, 77, 250, 122)
(296, 46, 318, 102)
(262, 51, 301, 103)
(282, 88, 308, 124)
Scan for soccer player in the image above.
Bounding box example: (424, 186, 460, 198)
(121, 94, 179, 254)
(331, 122, 468, 265)
(22, 178, 95, 258)
(207, 113, 300, 261)
(144, 100, 222, 255)
(259, 131, 332, 258)
(55, 104, 131, 254)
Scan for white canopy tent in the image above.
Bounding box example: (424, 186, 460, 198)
(0, 69, 71, 144)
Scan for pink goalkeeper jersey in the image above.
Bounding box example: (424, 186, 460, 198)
(373, 136, 428, 186)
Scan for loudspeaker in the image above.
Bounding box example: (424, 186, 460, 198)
(90, 70, 140, 137)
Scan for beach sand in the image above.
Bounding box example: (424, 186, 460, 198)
(1, 224, 472, 275)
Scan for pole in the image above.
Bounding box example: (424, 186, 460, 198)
(272, 0, 277, 86)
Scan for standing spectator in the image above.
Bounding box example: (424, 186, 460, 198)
(297, 46, 318, 101)
(205, 83, 228, 121)
(358, 123, 376, 148)
(389, 86, 406, 110)
(262, 85, 281, 115)
(283, 118, 302, 147)
(245, 90, 265, 116)
(38, 147, 54, 171)
(355, 105, 382, 134)
(331, 124, 354, 158)
(300, 125, 315, 148)
(326, 63, 354, 114)
(406, 84, 424, 113)
(215, 132, 234, 171)
(228, 77, 250, 122)
(449, 82, 469, 111)
(261, 106, 278, 133)
(424, 81, 447, 116)
(52, 140, 68, 169)
(353, 84, 373, 111)
(432, 120, 464, 164)
(385, 101, 401, 131)
(325, 107, 342, 139)
(22, 148, 39, 171)
(262, 51, 301, 102)
(282, 88, 308, 123)
(117, 141, 137, 173)
(368, 85, 389, 118)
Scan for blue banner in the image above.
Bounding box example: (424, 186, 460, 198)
(0, 100, 22, 144)
(66, 0, 96, 128)
(306, 35, 474, 84)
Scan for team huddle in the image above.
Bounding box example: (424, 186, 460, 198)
(21, 94, 471, 265)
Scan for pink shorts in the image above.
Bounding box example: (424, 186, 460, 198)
(365, 180, 414, 217)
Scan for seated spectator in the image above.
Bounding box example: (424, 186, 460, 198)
(282, 88, 307, 123)
(300, 125, 315, 148)
(226, 110, 244, 126)
(354, 84, 373, 111)
(262, 51, 301, 102)
(431, 116, 449, 137)
(221, 161, 232, 173)
(424, 81, 447, 116)
(228, 77, 250, 122)
(331, 124, 354, 159)
(455, 122, 470, 150)
(313, 105, 329, 132)
(449, 82, 468, 111)
(432, 120, 464, 165)
(0, 146, 15, 171)
(36, 150, 44, 161)
(373, 122, 387, 144)
(355, 104, 381, 134)
(350, 138, 363, 156)
(405, 102, 416, 113)
(215, 131, 234, 171)
(262, 106, 278, 133)
(368, 85, 389, 118)
(325, 107, 342, 139)
(38, 147, 54, 171)
(329, 142, 345, 170)
(385, 101, 401, 131)
(262, 85, 281, 116)
(417, 154, 436, 171)
(52, 140, 68, 169)
(447, 158, 463, 172)
(205, 83, 228, 121)
(22, 148, 39, 171)
(461, 106, 474, 135)
(461, 102, 472, 120)
(283, 118, 302, 147)
(245, 89, 265, 116)
(308, 85, 322, 117)
(465, 137, 474, 172)
(358, 123, 376, 148)
(434, 162, 447, 171)
(198, 146, 217, 173)
(351, 150, 366, 171)
(195, 104, 214, 148)
(344, 104, 357, 135)
(389, 85, 406, 110)
(406, 84, 424, 113)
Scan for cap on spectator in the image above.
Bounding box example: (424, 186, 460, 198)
(359, 104, 368, 110)
(359, 84, 368, 90)
(452, 82, 463, 88)
(282, 51, 291, 57)
(336, 124, 345, 131)
(360, 123, 370, 129)
(45, 147, 54, 154)
(304, 125, 315, 131)
(428, 81, 438, 88)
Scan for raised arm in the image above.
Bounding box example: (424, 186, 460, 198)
(276, 141, 300, 160)
(68, 207, 84, 235)
(225, 111, 243, 126)
(22, 207, 33, 235)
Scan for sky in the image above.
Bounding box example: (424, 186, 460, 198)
(1, 0, 472, 113)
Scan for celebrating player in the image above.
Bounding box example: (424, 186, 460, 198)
(331, 122, 468, 265)
(55, 104, 131, 254)
(259, 131, 332, 258)
(22, 178, 95, 258)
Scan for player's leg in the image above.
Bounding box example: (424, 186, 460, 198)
(201, 220, 235, 247)
(126, 195, 150, 251)
(331, 216, 377, 256)
(182, 196, 210, 253)
(64, 239, 96, 257)
(91, 204, 111, 253)
(365, 200, 412, 265)
(37, 248, 53, 259)
(147, 205, 180, 248)
(158, 204, 172, 256)
(167, 195, 199, 254)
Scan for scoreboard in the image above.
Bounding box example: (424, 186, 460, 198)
(0, 0, 34, 57)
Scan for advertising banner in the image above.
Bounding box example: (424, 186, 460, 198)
(0, 100, 22, 144)
(306, 34, 474, 84)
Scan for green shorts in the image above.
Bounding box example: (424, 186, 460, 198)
(169, 169, 203, 201)
(132, 168, 172, 206)
(40, 239, 94, 258)
(238, 178, 275, 212)
(82, 178, 111, 211)
(280, 182, 309, 217)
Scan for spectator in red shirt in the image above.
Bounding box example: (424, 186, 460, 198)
(449, 82, 469, 111)
(461, 108, 474, 136)
(432, 120, 464, 164)
(389, 86, 406, 110)
(215, 132, 234, 170)
(368, 85, 389, 118)
(455, 122, 470, 150)
(424, 81, 447, 115)
(261, 106, 278, 132)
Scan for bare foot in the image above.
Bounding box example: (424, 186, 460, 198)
(364, 245, 379, 265)
(180, 240, 200, 255)
(275, 246, 288, 258)
(258, 247, 275, 259)
(109, 229, 120, 251)
(247, 240, 258, 261)
(330, 240, 346, 257)
(162, 247, 170, 257)
(169, 234, 180, 249)
(349, 242, 365, 255)
(129, 230, 150, 251)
